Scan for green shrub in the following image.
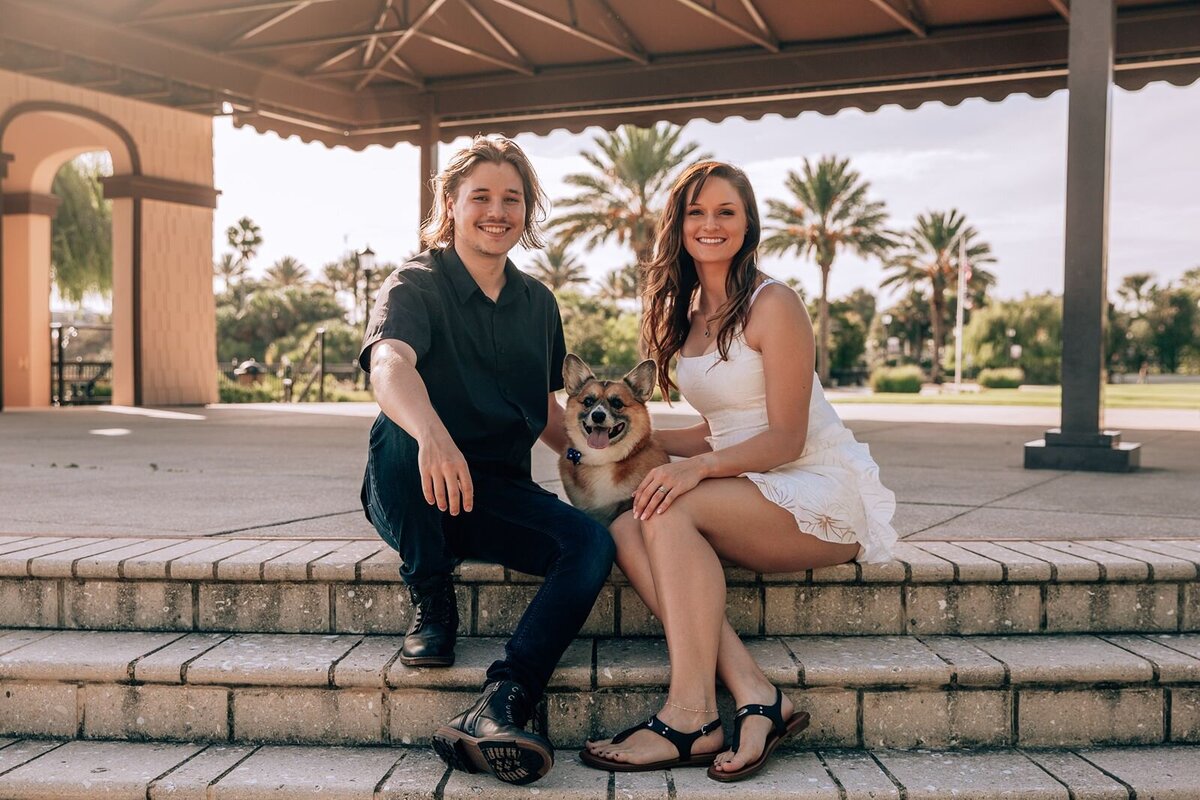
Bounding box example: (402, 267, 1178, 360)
(218, 382, 278, 403)
(978, 367, 1025, 389)
(870, 365, 924, 393)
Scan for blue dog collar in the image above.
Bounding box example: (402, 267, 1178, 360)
(566, 447, 583, 465)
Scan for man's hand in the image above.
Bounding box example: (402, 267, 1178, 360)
(371, 338, 474, 515)
(418, 428, 474, 515)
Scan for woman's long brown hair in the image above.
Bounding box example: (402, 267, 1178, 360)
(641, 161, 763, 395)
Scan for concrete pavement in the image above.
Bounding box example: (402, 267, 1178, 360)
(0, 402, 1196, 540)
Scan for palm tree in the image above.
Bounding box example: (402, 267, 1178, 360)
(213, 253, 245, 293)
(225, 216, 263, 270)
(761, 156, 894, 385)
(527, 239, 589, 291)
(1117, 272, 1156, 316)
(596, 264, 640, 303)
(550, 123, 708, 267)
(264, 256, 310, 288)
(1182, 266, 1200, 290)
(882, 209, 996, 382)
(322, 255, 360, 311)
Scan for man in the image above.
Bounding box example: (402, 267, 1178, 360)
(359, 136, 614, 785)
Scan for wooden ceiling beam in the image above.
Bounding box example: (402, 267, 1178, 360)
(309, 64, 421, 84)
(738, 0, 778, 44)
(309, 45, 359, 73)
(227, 29, 404, 53)
(461, 0, 530, 64)
(388, 52, 425, 86)
(225, 1, 315, 45)
(129, 0, 338, 26)
(363, 0, 396, 65)
(863, 0, 927, 38)
(671, 0, 779, 52)
(415, 30, 534, 75)
(355, 0, 447, 90)
(487, 0, 647, 64)
(593, 0, 648, 60)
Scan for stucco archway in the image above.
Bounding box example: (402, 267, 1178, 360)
(0, 103, 140, 408)
(0, 83, 219, 410)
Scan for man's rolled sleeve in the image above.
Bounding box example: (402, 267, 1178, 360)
(359, 272, 434, 372)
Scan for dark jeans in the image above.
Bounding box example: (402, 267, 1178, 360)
(361, 413, 615, 700)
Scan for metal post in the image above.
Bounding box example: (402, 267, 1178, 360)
(360, 269, 373, 391)
(52, 323, 65, 405)
(953, 237, 966, 390)
(317, 327, 326, 403)
(1025, 0, 1139, 471)
(419, 112, 439, 238)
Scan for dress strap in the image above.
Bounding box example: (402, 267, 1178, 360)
(749, 278, 783, 307)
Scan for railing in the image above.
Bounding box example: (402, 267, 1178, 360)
(290, 327, 326, 402)
(218, 329, 362, 404)
(50, 323, 113, 406)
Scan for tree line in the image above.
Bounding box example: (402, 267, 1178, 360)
(48, 137, 1200, 385)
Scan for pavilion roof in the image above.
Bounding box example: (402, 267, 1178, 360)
(2, 0, 1199, 149)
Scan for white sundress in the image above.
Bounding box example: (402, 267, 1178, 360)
(675, 279, 897, 563)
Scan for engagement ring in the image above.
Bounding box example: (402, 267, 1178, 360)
(656, 486, 668, 494)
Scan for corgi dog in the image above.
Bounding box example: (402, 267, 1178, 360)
(559, 354, 669, 526)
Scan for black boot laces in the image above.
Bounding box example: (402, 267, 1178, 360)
(408, 582, 455, 632)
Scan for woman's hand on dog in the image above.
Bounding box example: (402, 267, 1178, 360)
(418, 430, 474, 515)
(633, 456, 713, 520)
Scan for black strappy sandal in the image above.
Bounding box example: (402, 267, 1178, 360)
(706, 688, 809, 782)
(579, 715, 722, 772)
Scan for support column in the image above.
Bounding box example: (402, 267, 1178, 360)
(1025, 0, 1140, 472)
(419, 113, 439, 238)
(1, 193, 61, 408)
(0, 152, 11, 411)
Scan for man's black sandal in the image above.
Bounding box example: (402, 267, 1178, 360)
(580, 715, 722, 772)
(706, 688, 809, 782)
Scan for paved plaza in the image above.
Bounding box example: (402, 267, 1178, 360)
(1, 401, 1196, 541)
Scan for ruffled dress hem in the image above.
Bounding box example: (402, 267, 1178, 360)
(736, 439, 897, 564)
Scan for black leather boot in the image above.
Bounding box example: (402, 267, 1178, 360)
(400, 577, 458, 667)
(431, 680, 554, 785)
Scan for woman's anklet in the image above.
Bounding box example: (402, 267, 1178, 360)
(666, 699, 717, 714)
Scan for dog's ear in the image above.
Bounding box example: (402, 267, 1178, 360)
(623, 359, 658, 403)
(562, 353, 595, 397)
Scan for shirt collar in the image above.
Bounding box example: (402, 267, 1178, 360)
(440, 245, 529, 306)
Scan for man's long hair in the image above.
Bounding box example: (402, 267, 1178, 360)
(420, 135, 549, 250)
(641, 161, 763, 396)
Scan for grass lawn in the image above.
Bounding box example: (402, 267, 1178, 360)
(828, 382, 1200, 410)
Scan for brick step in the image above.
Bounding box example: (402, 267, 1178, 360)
(0, 535, 1197, 637)
(0, 738, 1198, 799)
(1, 628, 1198, 750)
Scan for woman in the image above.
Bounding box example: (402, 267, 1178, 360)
(580, 161, 896, 782)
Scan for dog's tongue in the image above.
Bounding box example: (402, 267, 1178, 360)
(587, 429, 611, 450)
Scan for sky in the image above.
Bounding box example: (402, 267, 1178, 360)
(211, 79, 1200, 307)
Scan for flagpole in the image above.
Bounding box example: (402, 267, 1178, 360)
(953, 235, 967, 390)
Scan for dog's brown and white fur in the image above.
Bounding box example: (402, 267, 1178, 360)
(559, 354, 669, 526)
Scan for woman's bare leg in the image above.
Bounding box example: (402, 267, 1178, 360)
(588, 480, 858, 772)
(585, 512, 764, 762)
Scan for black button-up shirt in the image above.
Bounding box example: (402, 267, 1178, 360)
(359, 246, 566, 475)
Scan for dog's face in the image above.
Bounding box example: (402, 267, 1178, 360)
(562, 354, 657, 463)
